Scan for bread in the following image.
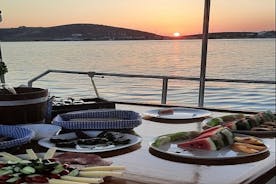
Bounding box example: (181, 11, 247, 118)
(231, 143, 260, 154)
(234, 136, 264, 146)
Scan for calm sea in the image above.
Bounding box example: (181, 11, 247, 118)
(1, 39, 275, 112)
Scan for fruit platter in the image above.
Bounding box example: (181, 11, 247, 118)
(0, 148, 125, 184)
(149, 126, 269, 165)
(202, 111, 276, 137)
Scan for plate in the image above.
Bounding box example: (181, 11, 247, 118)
(52, 109, 142, 130)
(143, 107, 211, 120)
(38, 131, 142, 153)
(202, 118, 276, 138)
(149, 133, 269, 165)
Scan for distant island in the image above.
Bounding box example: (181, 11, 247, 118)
(0, 24, 275, 41)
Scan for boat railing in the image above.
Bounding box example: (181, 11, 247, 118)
(27, 69, 276, 107)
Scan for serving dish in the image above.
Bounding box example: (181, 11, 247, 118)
(38, 131, 142, 153)
(0, 125, 35, 149)
(52, 109, 142, 130)
(19, 124, 62, 140)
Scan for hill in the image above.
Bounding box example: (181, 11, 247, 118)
(181, 31, 276, 39)
(0, 24, 275, 41)
(0, 24, 164, 41)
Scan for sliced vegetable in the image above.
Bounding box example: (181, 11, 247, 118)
(20, 166, 35, 175)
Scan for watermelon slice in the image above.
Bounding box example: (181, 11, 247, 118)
(200, 125, 222, 135)
(177, 137, 217, 151)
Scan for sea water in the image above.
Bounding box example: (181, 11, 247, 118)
(1, 39, 275, 112)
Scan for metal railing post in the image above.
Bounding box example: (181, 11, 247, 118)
(198, 0, 211, 107)
(161, 77, 168, 104)
(88, 72, 100, 98)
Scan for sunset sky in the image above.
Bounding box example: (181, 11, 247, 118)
(0, 0, 275, 36)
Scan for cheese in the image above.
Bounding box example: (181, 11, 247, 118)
(61, 176, 104, 184)
(44, 147, 57, 159)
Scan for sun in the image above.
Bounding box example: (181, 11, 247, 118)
(173, 32, 181, 37)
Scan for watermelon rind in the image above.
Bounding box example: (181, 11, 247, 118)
(220, 128, 234, 145)
(264, 111, 275, 121)
(206, 118, 223, 127)
(152, 135, 171, 147)
(246, 116, 258, 128)
(210, 132, 225, 150)
(220, 114, 244, 122)
(236, 119, 250, 130)
(152, 131, 200, 148)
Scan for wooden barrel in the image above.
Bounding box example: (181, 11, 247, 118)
(0, 87, 48, 124)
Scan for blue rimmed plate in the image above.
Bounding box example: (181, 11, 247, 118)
(0, 125, 35, 149)
(52, 109, 142, 130)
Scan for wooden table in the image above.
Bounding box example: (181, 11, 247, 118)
(103, 104, 276, 184)
(3, 104, 276, 184)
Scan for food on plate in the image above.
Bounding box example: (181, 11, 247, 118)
(158, 108, 174, 115)
(233, 136, 264, 145)
(231, 136, 266, 154)
(49, 131, 131, 149)
(152, 131, 200, 147)
(0, 149, 125, 184)
(53, 152, 112, 166)
(204, 111, 276, 132)
(177, 126, 234, 151)
(231, 143, 266, 154)
(206, 114, 244, 127)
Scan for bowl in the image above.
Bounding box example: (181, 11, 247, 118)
(19, 124, 62, 140)
(0, 125, 35, 149)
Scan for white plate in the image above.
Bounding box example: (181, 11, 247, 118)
(38, 131, 142, 153)
(143, 107, 211, 120)
(149, 134, 269, 160)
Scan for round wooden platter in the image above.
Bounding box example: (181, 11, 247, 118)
(149, 147, 270, 165)
(148, 137, 270, 165)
